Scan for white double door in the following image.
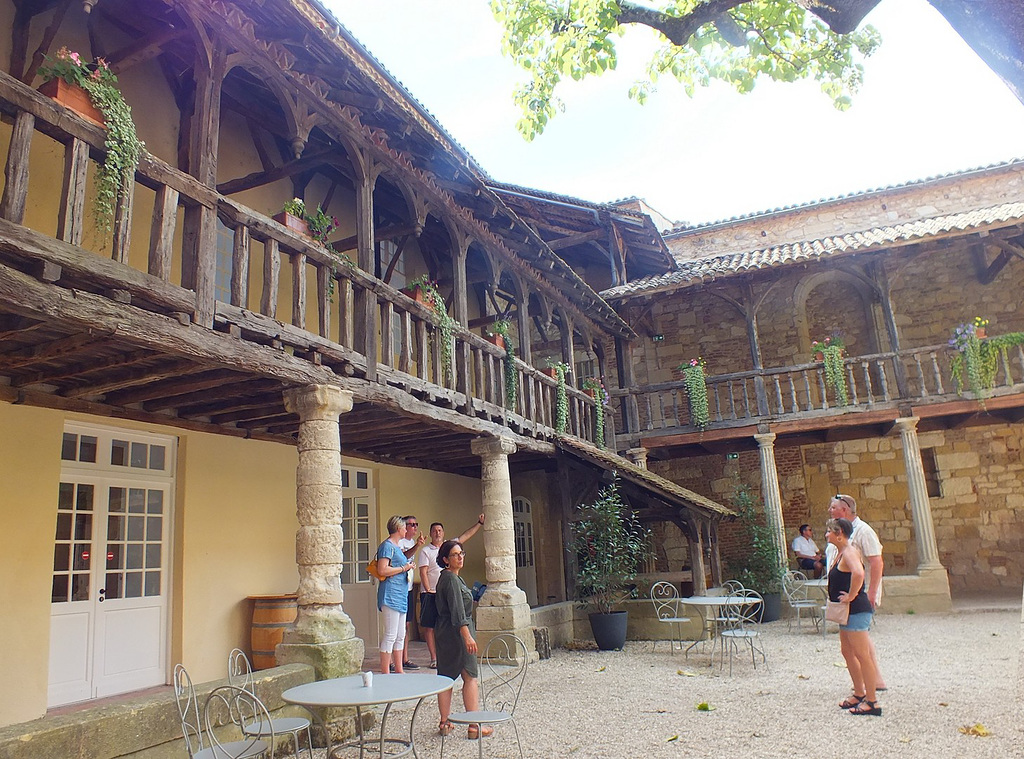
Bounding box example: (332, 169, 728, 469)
(48, 425, 174, 707)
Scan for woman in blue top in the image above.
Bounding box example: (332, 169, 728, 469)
(376, 515, 416, 675)
(827, 517, 882, 716)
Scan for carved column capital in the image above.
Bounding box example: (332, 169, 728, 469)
(626, 447, 649, 469)
(754, 432, 777, 448)
(471, 435, 517, 459)
(284, 384, 353, 421)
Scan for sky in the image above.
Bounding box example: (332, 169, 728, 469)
(326, 0, 1024, 225)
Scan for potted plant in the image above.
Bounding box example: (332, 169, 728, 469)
(403, 275, 455, 383)
(677, 358, 710, 430)
(275, 198, 339, 247)
(728, 483, 785, 622)
(37, 47, 143, 237)
(546, 360, 570, 434)
(571, 478, 651, 650)
(485, 317, 512, 350)
(582, 377, 608, 449)
(810, 334, 849, 406)
(949, 317, 1024, 404)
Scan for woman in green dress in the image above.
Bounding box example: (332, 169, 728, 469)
(434, 539, 491, 739)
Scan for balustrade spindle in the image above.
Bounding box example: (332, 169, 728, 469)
(431, 324, 443, 386)
(316, 267, 330, 338)
(415, 320, 428, 379)
(816, 369, 829, 410)
(1000, 348, 1013, 387)
(713, 384, 723, 422)
(913, 354, 927, 398)
(658, 391, 669, 428)
(260, 238, 280, 319)
(398, 311, 412, 373)
(671, 389, 680, 427)
(801, 372, 812, 411)
(1015, 346, 1024, 385)
(291, 254, 306, 329)
(728, 381, 737, 420)
(787, 376, 798, 413)
(742, 380, 751, 418)
(861, 362, 874, 404)
(773, 377, 783, 414)
(929, 352, 944, 395)
(380, 300, 394, 366)
(846, 363, 859, 405)
(228, 223, 248, 306)
(339, 279, 354, 349)
(877, 360, 891, 401)
(644, 394, 654, 430)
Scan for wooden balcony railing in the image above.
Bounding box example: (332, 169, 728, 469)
(0, 71, 605, 446)
(611, 344, 1024, 437)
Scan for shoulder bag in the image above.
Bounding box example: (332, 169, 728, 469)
(825, 600, 849, 625)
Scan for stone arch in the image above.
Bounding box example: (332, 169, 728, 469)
(793, 270, 880, 360)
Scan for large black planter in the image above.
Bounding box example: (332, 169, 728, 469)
(759, 592, 782, 623)
(589, 611, 628, 650)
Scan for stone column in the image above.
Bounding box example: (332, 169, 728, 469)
(276, 385, 364, 680)
(895, 417, 944, 570)
(625, 447, 648, 470)
(754, 432, 789, 568)
(470, 436, 535, 656)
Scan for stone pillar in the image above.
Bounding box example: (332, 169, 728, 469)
(470, 436, 535, 656)
(895, 417, 944, 571)
(625, 447, 648, 470)
(754, 432, 788, 568)
(276, 385, 364, 680)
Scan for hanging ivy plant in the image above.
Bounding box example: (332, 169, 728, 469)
(552, 361, 569, 434)
(583, 377, 607, 449)
(407, 275, 456, 384)
(678, 358, 710, 431)
(503, 339, 519, 411)
(811, 335, 848, 406)
(949, 319, 1024, 405)
(38, 48, 143, 238)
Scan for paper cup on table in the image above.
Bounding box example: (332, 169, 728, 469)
(361, 671, 373, 687)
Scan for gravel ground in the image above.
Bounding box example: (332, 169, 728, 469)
(293, 607, 1021, 759)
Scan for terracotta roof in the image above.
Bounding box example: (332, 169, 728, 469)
(556, 437, 735, 519)
(603, 201, 1024, 300)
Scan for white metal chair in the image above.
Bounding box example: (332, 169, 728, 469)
(174, 664, 273, 759)
(782, 571, 823, 632)
(227, 649, 314, 759)
(442, 634, 527, 759)
(650, 581, 692, 655)
(717, 589, 767, 676)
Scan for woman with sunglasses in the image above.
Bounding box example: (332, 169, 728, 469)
(826, 517, 882, 716)
(376, 515, 416, 675)
(434, 539, 491, 739)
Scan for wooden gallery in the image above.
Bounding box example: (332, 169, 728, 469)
(1, 0, 1022, 743)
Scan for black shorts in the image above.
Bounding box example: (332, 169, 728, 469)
(419, 592, 438, 628)
(798, 557, 819, 570)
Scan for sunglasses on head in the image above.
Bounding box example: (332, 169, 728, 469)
(833, 494, 853, 510)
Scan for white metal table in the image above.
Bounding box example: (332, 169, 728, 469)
(282, 673, 454, 759)
(678, 595, 753, 659)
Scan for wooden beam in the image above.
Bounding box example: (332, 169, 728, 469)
(63, 359, 202, 399)
(545, 228, 605, 251)
(216, 147, 336, 195)
(0, 329, 112, 369)
(106, 27, 188, 74)
(102, 368, 240, 405)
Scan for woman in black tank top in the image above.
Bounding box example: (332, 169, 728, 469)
(826, 517, 883, 716)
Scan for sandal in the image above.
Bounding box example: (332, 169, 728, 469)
(839, 694, 864, 710)
(438, 721, 454, 736)
(850, 700, 882, 716)
(467, 724, 494, 739)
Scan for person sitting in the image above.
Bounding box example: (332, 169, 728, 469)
(791, 523, 824, 577)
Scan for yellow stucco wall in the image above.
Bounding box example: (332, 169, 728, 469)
(0, 404, 64, 726)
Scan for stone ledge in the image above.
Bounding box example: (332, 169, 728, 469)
(0, 663, 314, 759)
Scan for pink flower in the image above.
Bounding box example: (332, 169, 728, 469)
(90, 70, 101, 80)
(70, 52, 81, 65)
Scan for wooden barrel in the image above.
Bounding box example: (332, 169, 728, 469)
(249, 593, 298, 670)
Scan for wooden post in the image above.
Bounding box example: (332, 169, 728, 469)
(709, 521, 723, 587)
(354, 169, 377, 382)
(870, 261, 909, 398)
(688, 523, 707, 595)
(615, 336, 640, 434)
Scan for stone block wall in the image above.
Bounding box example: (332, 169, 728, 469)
(666, 161, 1024, 260)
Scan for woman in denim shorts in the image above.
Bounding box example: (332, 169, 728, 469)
(827, 518, 883, 716)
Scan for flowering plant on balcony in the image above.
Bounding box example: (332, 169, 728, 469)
(582, 377, 608, 448)
(948, 318, 1024, 403)
(406, 275, 455, 383)
(677, 358, 709, 431)
(485, 318, 518, 411)
(811, 333, 848, 406)
(546, 360, 571, 434)
(38, 47, 143, 237)
(280, 198, 339, 247)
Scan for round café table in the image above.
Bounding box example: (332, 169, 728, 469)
(282, 673, 453, 759)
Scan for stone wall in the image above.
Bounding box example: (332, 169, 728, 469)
(666, 161, 1024, 260)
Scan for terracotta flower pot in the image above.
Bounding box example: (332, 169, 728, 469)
(401, 285, 430, 306)
(975, 327, 987, 340)
(486, 333, 505, 350)
(273, 210, 310, 237)
(542, 367, 558, 379)
(814, 351, 824, 362)
(584, 388, 597, 398)
(40, 78, 104, 127)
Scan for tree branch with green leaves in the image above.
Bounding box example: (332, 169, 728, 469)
(491, 0, 882, 139)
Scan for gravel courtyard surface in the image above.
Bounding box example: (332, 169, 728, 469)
(296, 607, 1021, 759)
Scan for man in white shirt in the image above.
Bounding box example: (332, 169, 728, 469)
(826, 493, 886, 690)
(791, 524, 824, 577)
(417, 514, 485, 669)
